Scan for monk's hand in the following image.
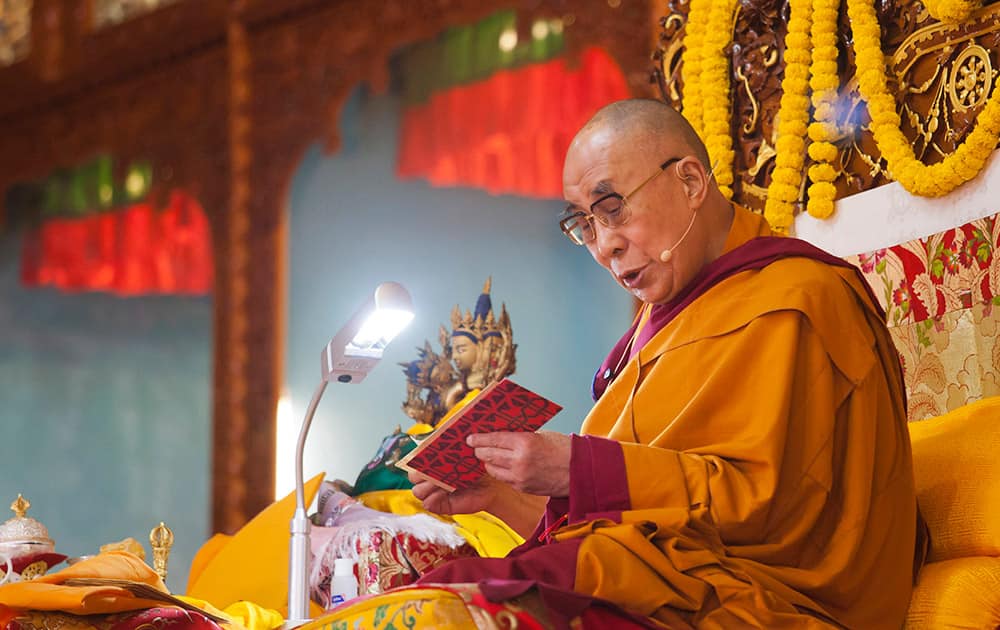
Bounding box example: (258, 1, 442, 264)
(468, 430, 571, 497)
(408, 470, 503, 515)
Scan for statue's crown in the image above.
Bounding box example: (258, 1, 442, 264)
(401, 341, 439, 387)
(450, 277, 503, 342)
(400, 277, 516, 426)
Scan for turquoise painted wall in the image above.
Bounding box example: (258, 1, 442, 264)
(0, 233, 211, 593)
(283, 89, 634, 495)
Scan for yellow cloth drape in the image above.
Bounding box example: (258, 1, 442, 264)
(175, 596, 284, 630)
(185, 474, 325, 614)
(0, 551, 166, 615)
(907, 395, 1000, 562)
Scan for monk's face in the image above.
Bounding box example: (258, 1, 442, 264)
(562, 127, 710, 304)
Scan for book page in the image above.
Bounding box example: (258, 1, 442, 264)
(396, 379, 562, 491)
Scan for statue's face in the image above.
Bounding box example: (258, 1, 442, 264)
(451, 335, 479, 372)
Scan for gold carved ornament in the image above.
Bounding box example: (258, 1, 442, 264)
(672, 0, 1000, 225)
(0, 0, 32, 67)
(849, 0, 1000, 198)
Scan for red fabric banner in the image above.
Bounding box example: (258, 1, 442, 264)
(397, 46, 632, 199)
(20, 190, 213, 296)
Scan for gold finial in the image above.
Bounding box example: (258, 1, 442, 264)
(149, 522, 174, 583)
(11, 495, 29, 518)
(482, 276, 492, 294)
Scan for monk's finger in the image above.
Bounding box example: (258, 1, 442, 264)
(422, 491, 453, 514)
(482, 461, 516, 487)
(467, 431, 521, 449)
(473, 445, 514, 468)
(411, 480, 443, 501)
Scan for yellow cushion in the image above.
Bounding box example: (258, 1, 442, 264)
(908, 396, 1000, 562)
(185, 474, 324, 612)
(186, 533, 231, 593)
(176, 595, 284, 630)
(905, 557, 1000, 629)
(300, 586, 478, 630)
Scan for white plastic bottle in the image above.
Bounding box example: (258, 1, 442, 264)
(328, 558, 358, 608)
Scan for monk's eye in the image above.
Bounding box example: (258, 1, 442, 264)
(592, 195, 625, 227)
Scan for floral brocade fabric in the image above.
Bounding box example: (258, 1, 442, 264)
(2, 607, 222, 630)
(312, 529, 478, 608)
(310, 583, 552, 630)
(847, 211, 1000, 420)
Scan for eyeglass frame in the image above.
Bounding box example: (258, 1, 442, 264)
(558, 156, 686, 246)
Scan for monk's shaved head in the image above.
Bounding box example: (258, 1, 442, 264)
(562, 97, 733, 304)
(573, 98, 710, 168)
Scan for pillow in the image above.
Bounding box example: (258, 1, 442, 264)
(905, 556, 1000, 629)
(908, 396, 1000, 562)
(185, 474, 324, 612)
(303, 585, 480, 630)
(185, 533, 231, 593)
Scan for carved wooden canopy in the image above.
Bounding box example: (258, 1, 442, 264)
(653, 0, 1000, 215)
(0, 0, 654, 533)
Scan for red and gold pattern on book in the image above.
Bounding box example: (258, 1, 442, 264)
(396, 379, 562, 492)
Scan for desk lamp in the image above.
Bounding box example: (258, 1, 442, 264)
(286, 281, 413, 626)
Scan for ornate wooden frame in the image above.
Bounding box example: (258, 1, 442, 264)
(652, 0, 1000, 214)
(0, 0, 654, 532)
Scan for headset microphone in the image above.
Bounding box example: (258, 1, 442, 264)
(658, 207, 698, 263)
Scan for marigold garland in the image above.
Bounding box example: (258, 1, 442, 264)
(922, 0, 981, 23)
(698, 0, 741, 200)
(805, 0, 841, 219)
(682, 0, 999, 225)
(682, 0, 740, 200)
(848, 0, 1000, 197)
(763, 0, 813, 232)
(680, 0, 711, 139)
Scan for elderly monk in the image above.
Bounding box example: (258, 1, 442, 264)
(410, 98, 926, 629)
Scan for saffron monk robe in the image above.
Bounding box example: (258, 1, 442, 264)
(387, 99, 926, 628)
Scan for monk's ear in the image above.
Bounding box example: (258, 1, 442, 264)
(675, 158, 711, 207)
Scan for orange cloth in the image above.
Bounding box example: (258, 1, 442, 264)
(185, 474, 325, 612)
(571, 206, 922, 628)
(0, 551, 166, 615)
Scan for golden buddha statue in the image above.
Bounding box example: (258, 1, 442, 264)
(402, 278, 516, 425)
(333, 279, 517, 497)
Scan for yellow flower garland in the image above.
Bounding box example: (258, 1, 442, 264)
(682, 0, 740, 200)
(681, 0, 711, 139)
(698, 0, 741, 199)
(763, 0, 813, 232)
(805, 0, 841, 219)
(922, 0, 981, 23)
(682, 0, 998, 224)
(848, 0, 1000, 197)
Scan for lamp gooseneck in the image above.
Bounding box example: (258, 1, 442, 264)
(285, 281, 413, 627)
(286, 379, 328, 626)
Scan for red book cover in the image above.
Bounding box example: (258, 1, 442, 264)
(396, 378, 562, 491)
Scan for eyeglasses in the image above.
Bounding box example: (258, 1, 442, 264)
(559, 157, 682, 246)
